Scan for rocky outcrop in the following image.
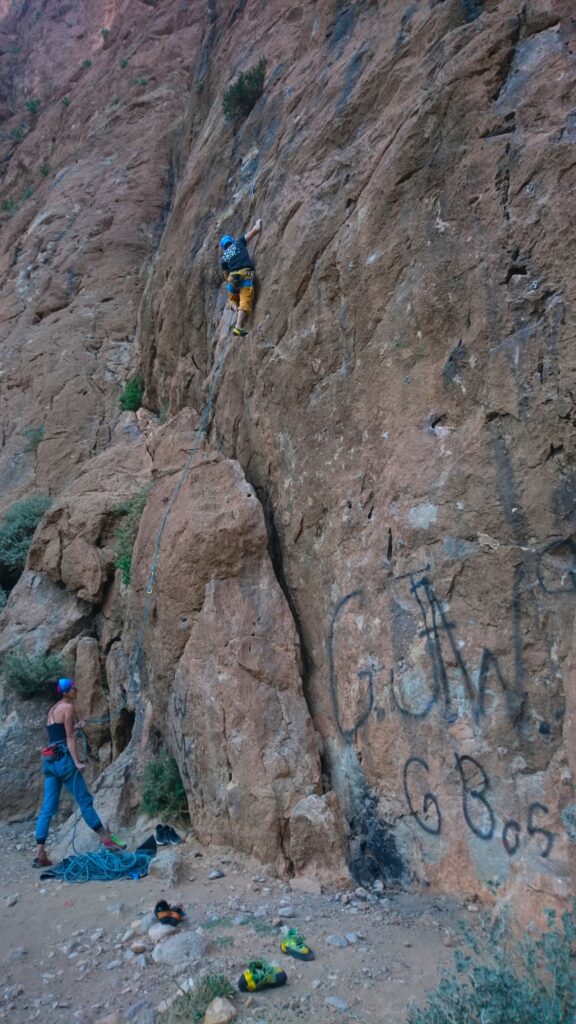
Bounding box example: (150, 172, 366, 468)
(0, 0, 574, 912)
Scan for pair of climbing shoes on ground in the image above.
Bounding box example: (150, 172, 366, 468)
(154, 900, 186, 927)
(237, 929, 315, 992)
(155, 823, 183, 846)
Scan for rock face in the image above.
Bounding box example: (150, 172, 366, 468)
(0, 0, 574, 914)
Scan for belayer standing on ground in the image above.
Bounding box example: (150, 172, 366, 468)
(33, 678, 125, 868)
(220, 218, 262, 336)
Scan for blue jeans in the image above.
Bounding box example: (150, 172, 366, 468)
(35, 750, 102, 843)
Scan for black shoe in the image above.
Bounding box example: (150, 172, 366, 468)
(163, 825, 183, 846)
(155, 824, 169, 846)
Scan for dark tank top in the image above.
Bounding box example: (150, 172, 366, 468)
(47, 721, 67, 743)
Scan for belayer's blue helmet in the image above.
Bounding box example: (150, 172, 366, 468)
(57, 678, 76, 694)
(220, 234, 234, 249)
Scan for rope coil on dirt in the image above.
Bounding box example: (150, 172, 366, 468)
(50, 848, 154, 883)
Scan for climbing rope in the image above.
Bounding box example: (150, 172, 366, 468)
(45, 848, 154, 883)
(84, 318, 236, 728)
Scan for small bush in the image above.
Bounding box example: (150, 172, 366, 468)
(23, 425, 44, 451)
(408, 904, 576, 1024)
(61, 95, 71, 107)
(140, 754, 188, 819)
(1, 198, 19, 216)
(119, 57, 129, 68)
(132, 77, 149, 87)
(25, 97, 41, 116)
(113, 487, 148, 585)
(119, 376, 144, 412)
(8, 45, 21, 55)
(20, 185, 34, 202)
(81, 59, 92, 69)
(39, 162, 50, 178)
(3, 648, 71, 699)
(142, 0, 158, 6)
(169, 975, 234, 1023)
(9, 125, 26, 142)
(0, 495, 50, 576)
(101, 27, 110, 39)
(222, 57, 266, 123)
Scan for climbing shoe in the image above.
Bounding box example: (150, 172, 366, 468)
(154, 900, 186, 927)
(238, 960, 287, 992)
(280, 928, 315, 961)
(101, 835, 126, 852)
(232, 327, 248, 337)
(155, 824, 169, 846)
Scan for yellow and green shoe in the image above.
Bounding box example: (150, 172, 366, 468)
(237, 960, 287, 992)
(280, 928, 315, 961)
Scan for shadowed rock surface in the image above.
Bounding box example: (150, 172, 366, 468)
(0, 0, 574, 917)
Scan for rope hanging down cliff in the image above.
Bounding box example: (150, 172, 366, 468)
(84, 324, 236, 729)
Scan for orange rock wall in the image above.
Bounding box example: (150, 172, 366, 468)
(0, 0, 575, 908)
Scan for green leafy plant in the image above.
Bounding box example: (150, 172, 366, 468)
(0, 495, 50, 576)
(113, 487, 148, 585)
(142, 0, 158, 6)
(25, 97, 41, 116)
(408, 904, 576, 1024)
(3, 648, 71, 699)
(140, 754, 189, 819)
(169, 975, 234, 1023)
(132, 77, 149, 87)
(20, 185, 34, 202)
(23, 425, 45, 451)
(0, 587, 8, 611)
(61, 95, 71, 107)
(119, 376, 144, 412)
(101, 27, 110, 39)
(81, 59, 92, 69)
(8, 45, 21, 54)
(39, 162, 51, 178)
(9, 124, 26, 142)
(222, 57, 266, 123)
(119, 57, 129, 68)
(1, 198, 19, 216)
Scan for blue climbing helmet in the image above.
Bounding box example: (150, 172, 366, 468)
(220, 234, 234, 249)
(57, 678, 76, 694)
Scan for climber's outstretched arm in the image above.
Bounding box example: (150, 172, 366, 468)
(245, 218, 262, 243)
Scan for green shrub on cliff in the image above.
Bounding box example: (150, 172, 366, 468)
(140, 754, 188, 819)
(113, 487, 148, 586)
(222, 58, 266, 123)
(408, 904, 576, 1024)
(3, 648, 71, 699)
(25, 97, 40, 117)
(0, 495, 50, 576)
(119, 376, 144, 412)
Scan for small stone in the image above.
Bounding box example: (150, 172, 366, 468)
(403, 941, 412, 947)
(203, 996, 237, 1024)
(466, 903, 480, 913)
(443, 932, 455, 948)
(326, 934, 348, 948)
(372, 880, 384, 894)
(134, 954, 148, 969)
(148, 922, 176, 943)
(325, 996, 349, 1012)
(106, 959, 122, 970)
(130, 913, 156, 936)
(311, 979, 322, 990)
(209, 869, 226, 879)
(124, 999, 156, 1021)
(131, 941, 147, 954)
(354, 887, 368, 901)
(8, 947, 28, 960)
(91, 929, 105, 942)
(6, 894, 19, 907)
(277, 906, 295, 918)
(344, 932, 359, 944)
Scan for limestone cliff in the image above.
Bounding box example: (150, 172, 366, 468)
(0, 0, 574, 913)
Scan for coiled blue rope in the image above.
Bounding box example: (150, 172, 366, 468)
(48, 848, 154, 883)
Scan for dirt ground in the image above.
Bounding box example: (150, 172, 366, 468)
(0, 820, 465, 1024)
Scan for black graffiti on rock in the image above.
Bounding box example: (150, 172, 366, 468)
(404, 752, 556, 859)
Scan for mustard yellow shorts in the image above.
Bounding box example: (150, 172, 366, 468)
(227, 268, 255, 315)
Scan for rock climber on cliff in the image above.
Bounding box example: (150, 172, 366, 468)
(220, 218, 262, 336)
(33, 678, 126, 868)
